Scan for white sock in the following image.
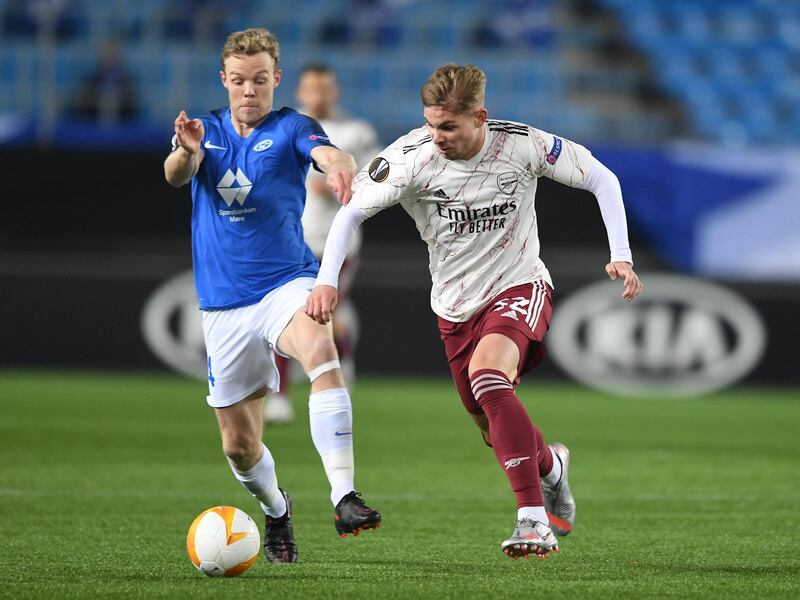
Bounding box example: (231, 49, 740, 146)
(309, 387, 355, 506)
(228, 443, 287, 518)
(518, 506, 549, 524)
(541, 446, 562, 488)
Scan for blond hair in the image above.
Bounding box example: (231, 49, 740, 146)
(220, 28, 280, 70)
(421, 64, 486, 113)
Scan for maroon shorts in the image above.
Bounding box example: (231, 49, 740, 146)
(437, 281, 553, 415)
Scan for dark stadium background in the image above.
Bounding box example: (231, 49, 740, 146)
(2, 0, 797, 392)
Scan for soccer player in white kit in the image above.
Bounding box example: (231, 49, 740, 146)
(306, 64, 643, 559)
(264, 64, 381, 424)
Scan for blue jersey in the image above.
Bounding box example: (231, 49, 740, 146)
(189, 106, 334, 310)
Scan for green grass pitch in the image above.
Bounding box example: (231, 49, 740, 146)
(0, 370, 798, 599)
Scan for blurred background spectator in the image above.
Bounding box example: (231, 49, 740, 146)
(1, 0, 798, 146)
(70, 40, 139, 123)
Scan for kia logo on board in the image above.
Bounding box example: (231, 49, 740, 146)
(548, 274, 767, 397)
(141, 270, 206, 380)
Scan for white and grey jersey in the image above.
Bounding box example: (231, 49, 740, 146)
(347, 120, 595, 321)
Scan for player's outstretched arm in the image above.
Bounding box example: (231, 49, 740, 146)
(310, 146, 357, 205)
(532, 130, 642, 301)
(606, 261, 643, 301)
(164, 111, 205, 187)
(551, 149, 642, 302)
(579, 157, 643, 301)
(307, 140, 410, 323)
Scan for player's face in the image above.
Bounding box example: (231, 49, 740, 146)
(296, 72, 338, 120)
(423, 105, 487, 161)
(220, 52, 282, 128)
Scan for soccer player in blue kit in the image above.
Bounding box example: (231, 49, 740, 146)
(164, 28, 381, 564)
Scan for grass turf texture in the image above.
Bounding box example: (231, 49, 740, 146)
(0, 370, 798, 599)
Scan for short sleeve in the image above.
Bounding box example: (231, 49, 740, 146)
(350, 140, 412, 218)
(290, 113, 336, 162)
(528, 127, 594, 189)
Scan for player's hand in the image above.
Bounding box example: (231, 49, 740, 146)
(326, 168, 355, 206)
(606, 261, 643, 301)
(305, 285, 339, 324)
(174, 111, 204, 155)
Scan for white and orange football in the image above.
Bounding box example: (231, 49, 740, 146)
(186, 506, 260, 577)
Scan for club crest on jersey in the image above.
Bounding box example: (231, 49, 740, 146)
(368, 157, 390, 182)
(546, 136, 563, 165)
(497, 172, 518, 195)
(253, 139, 273, 152)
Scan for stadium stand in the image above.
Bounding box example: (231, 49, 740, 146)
(0, 0, 796, 146)
(598, 0, 800, 145)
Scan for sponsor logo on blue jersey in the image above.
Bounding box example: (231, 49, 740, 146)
(216, 168, 252, 207)
(253, 139, 273, 152)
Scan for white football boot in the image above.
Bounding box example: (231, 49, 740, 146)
(542, 443, 575, 536)
(501, 518, 559, 559)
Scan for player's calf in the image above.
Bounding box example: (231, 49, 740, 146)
(469, 368, 545, 508)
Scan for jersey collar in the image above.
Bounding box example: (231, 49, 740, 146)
(224, 106, 278, 140)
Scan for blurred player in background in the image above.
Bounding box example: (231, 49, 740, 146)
(265, 64, 381, 424)
(307, 64, 642, 559)
(163, 28, 381, 564)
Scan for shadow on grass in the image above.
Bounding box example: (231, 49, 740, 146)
(242, 558, 492, 581)
(107, 558, 489, 584)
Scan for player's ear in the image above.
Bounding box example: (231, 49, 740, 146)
(219, 70, 228, 89)
(475, 108, 488, 126)
(274, 68, 283, 88)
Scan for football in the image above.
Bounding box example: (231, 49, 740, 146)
(186, 506, 260, 577)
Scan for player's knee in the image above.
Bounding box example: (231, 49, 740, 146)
(301, 332, 339, 371)
(468, 352, 506, 378)
(468, 334, 518, 378)
(222, 437, 261, 469)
